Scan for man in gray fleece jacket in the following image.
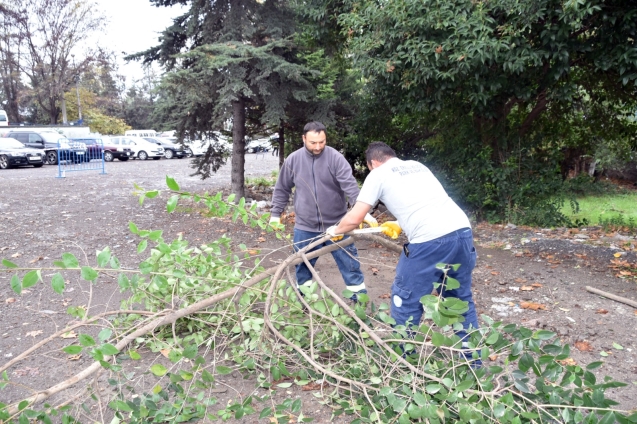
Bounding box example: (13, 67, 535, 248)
(269, 121, 377, 301)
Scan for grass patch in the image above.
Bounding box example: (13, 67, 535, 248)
(562, 191, 637, 229)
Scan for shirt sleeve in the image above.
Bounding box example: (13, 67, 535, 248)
(333, 154, 360, 206)
(357, 169, 382, 207)
(271, 157, 294, 217)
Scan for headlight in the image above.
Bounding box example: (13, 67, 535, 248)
(59, 142, 70, 148)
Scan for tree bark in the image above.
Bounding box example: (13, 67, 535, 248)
(231, 98, 246, 199)
(278, 123, 285, 169)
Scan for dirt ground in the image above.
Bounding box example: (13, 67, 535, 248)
(1, 154, 636, 422)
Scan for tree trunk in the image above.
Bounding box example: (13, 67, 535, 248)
(231, 98, 246, 199)
(278, 123, 285, 169)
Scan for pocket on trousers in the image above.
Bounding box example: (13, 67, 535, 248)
(391, 279, 412, 308)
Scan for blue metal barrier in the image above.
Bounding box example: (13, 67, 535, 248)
(56, 139, 106, 178)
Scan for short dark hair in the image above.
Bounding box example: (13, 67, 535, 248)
(365, 142, 396, 164)
(303, 121, 326, 136)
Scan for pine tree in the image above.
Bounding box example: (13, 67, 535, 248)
(132, 0, 317, 198)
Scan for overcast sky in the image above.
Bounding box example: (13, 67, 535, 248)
(90, 0, 187, 85)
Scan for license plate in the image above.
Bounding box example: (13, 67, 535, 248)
(29, 156, 40, 160)
(77, 152, 85, 155)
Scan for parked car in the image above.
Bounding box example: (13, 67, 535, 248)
(69, 136, 132, 162)
(0, 137, 45, 169)
(179, 136, 232, 157)
(245, 137, 271, 153)
(109, 136, 164, 160)
(143, 137, 186, 159)
(5, 129, 87, 165)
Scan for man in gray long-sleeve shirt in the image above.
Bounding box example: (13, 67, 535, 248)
(269, 121, 377, 301)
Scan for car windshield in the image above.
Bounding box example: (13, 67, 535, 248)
(0, 138, 26, 148)
(40, 132, 68, 144)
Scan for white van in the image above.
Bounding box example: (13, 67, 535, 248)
(124, 129, 157, 138)
(0, 110, 8, 127)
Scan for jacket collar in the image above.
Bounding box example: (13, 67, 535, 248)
(303, 145, 326, 159)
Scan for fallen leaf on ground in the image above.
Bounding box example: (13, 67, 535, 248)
(29, 256, 43, 264)
(248, 250, 259, 255)
(491, 271, 500, 275)
(575, 341, 594, 352)
(379, 293, 390, 299)
(68, 354, 82, 361)
(61, 331, 77, 339)
(595, 309, 609, 314)
(301, 382, 324, 391)
(614, 252, 623, 258)
(531, 283, 543, 288)
(5, 298, 16, 304)
(11, 252, 21, 258)
(25, 330, 43, 338)
(558, 308, 570, 312)
(488, 354, 498, 361)
(257, 237, 266, 243)
(0, 246, 8, 251)
(12, 367, 40, 377)
(520, 301, 546, 311)
(371, 267, 379, 275)
(520, 286, 534, 291)
(160, 349, 171, 358)
(514, 278, 527, 284)
(557, 358, 577, 366)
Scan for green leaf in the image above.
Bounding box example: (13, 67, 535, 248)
(2, 259, 18, 268)
(109, 400, 133, 412)
(62, 253, 79, 268)
(183, 344, 197, 359)
(586, 361, 603, 370)
(216, 365, 233, 375)
(485, 332, 499, 345)
(167, 195, 179, 213)
(22, 270, 41, 288)
(277, 382, 293, 388)
(63, 345, 82, 355)
(259, 407, 272, 419)
(98, 329, 112, 342)
(81, 266, 98, 281)
(612, 342, 623, 350)
(100, 344, 119, 356)
(166, 175, 180, 191)
(137, 240, 147, 253)
(51, 273, 65, 294)
(150, 364, 167, 376)
(129, 350, 141, 360)
(145, 190, 159, 199)
(431, 332, 445, 347)
(532, 330, 556, 340)
(96, 247, 111, 268)
(79, 334, 96, 347)
(148, 230, 163, 242)
(129, 222, 139, 234)
(11, 275, 21, 295)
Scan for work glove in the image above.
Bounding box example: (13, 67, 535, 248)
(325, 225, 344, 242)
(360, 212, 378, 229)
(380, 221, 402, 239)
(269, 216, 283, 231)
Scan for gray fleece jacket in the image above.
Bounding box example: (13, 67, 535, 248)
(271, 146, 360, 232)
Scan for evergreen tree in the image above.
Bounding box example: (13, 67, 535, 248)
(132, 0, 317, 198)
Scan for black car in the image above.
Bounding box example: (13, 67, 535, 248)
(143, 137, 186, 159)
(0, 137, 45, 169)
(5, 130, 87, 164)
(68, 137, 132, 162)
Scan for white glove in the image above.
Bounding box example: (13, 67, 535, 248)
(363, 213, 378, 228)
(269, 216, 280, 225)
(326, 225, 343, 241)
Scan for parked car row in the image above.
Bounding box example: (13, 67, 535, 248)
(0, 129, 272, 170)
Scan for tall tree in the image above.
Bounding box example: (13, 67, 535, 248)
(339, 0, 637, 223)
(0, 3, 25, 122)
(10, 0, 104, 124)
(133, 0, 317, 198)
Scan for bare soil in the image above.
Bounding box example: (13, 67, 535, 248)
(1, 155, 636, 422)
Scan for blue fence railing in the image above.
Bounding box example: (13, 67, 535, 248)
(56, 140, 106, 178)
